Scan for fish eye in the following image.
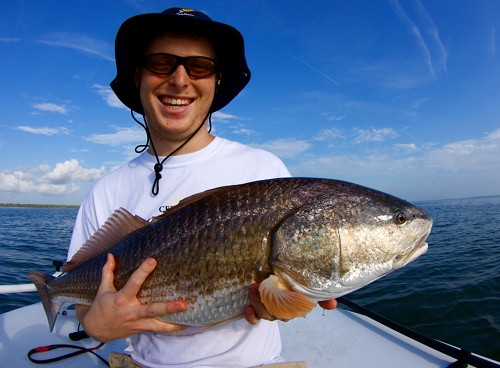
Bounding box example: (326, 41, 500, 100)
(394, 211, 407, 225)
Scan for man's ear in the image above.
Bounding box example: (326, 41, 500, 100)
(216, 73, 222, 92)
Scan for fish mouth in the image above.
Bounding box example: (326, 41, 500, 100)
(393, 233, 429, 270)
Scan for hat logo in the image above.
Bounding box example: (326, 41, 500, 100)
(177, 8, 197, 16)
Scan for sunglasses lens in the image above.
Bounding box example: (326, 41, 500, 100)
(144, 54, 177, 75)
(144, 54, 216, 77)
(186, 58, 216, 77)
(144, 54, 215, 78)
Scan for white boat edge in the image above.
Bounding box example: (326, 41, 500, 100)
(1, 301, 498, 367)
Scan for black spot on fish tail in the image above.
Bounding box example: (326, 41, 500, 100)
(27, 271, 62, 332)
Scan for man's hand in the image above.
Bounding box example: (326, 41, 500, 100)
(318, 299, 337, 310)
(76, 253, 187, 342)
(244, 283, 337, 325)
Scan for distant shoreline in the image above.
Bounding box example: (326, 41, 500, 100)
(0, 203, 79, 209)
(1, 195, 498, 209)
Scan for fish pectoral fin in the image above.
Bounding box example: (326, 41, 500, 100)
(259, 274, 316, 320)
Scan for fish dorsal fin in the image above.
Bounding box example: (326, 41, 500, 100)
(151, 186, 231, 222)
(259, 274, 317, 320)
(63, 208, 149, 272)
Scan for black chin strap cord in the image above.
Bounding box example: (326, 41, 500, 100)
(131, 110, 212, 196)
(132, 75, 219, 196)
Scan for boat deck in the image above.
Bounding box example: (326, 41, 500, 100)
(0, 302, 491, 367)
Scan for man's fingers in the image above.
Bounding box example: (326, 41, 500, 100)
(248, 283, 276, 321)
(97, 253, 117, 295)
(136, 301, 188, 334)
(141, 300, 187, 319)
(244, 305, 260, 325)
(248, 283, 263, 308)
(121, 258, 157, 298)
(138, 315, 189, 334)
(244, 284, 263, 324)
(318, 299, 337, 310)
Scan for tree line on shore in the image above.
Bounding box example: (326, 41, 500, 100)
(0, 203, 79, 209)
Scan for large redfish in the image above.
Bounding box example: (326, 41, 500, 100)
(28, 178, 432, 332)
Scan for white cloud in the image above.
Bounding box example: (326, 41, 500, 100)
(231, 127, 255, 135)
(422, 130, 500, 172)
(16, 126, 69, 136)
(37, 32, 114, 61)
(85, 126, 145, 147)
(313, 128, 344, 141)
(32, 102, 68, 115)
(393, 143, 418, 152)
(286, 128, 500, 199)
(0, 160, 106, 195)
(250, 138, 311, 158)
(321, 113, 346, 122)
(0, 37, 21, 42)
(42, 160, 104, 184)
(248, 126, 398, 160)
(212, 111, 239, 122)
(388, 0, 447, 79)
(352, 128, 399, 144)
(92, 84, 127, 109)
(413, 0, 447, 73)
(211, 112, 254, 135)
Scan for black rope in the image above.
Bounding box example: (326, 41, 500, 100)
(132, 109, 151, 155)
(337, 297, 500, 368)
(131, 76, 217, 196)
(132, 111, 211, 196)
(27, 342, 108, 366)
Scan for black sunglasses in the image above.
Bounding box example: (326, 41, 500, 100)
(142, 53, 218, 78)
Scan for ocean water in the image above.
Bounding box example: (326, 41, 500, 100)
(0, 197, 499, 361)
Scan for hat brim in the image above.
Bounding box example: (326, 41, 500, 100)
(110, 12, 251, 114)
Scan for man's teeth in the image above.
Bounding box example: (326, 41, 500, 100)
(163, 98, 190, 107)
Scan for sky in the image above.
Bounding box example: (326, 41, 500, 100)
(1, 0, 499, 205)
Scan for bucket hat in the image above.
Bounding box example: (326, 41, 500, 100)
(110, 7, 251, 114)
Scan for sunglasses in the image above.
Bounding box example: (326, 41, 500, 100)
(142, 53, 218, 78)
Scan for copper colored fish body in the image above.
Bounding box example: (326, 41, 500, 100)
(28, 178, 432, 332)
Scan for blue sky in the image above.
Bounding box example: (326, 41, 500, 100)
(1, 0, 499, 205)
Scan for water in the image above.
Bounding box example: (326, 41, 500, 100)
(0, 198, 499, 361)
(347, 196, 500, 361)
(0, 207, 77, 312)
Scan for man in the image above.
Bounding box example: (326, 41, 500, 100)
(68, 7, 336, 367)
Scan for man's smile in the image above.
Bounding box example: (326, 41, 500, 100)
(160, 97, 193, 108)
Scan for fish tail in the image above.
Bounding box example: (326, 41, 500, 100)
(27, 271, 62, 332)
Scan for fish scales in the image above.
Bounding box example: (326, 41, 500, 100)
(28, 178, 432, 332)
(61, 180, 297, 324)
(142, 180, 297, 324)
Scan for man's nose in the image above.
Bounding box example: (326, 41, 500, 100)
(167, 64, 189, 88)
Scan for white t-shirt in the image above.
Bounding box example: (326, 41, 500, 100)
(68, 137, 291, 367)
